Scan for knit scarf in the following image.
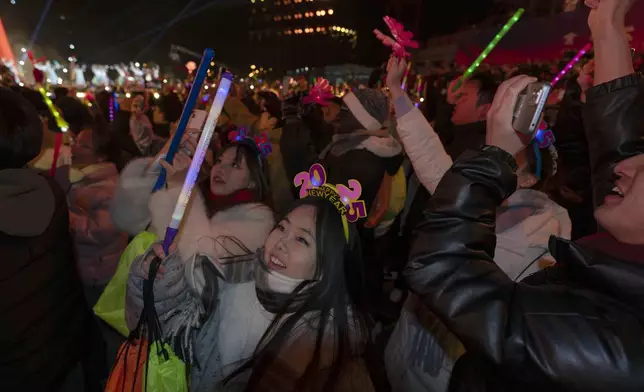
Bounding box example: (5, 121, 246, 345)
(254, 248, 313, 314)
(209, 188, 257, 210)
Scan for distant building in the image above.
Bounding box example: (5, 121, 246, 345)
(247, 0, 357, 72)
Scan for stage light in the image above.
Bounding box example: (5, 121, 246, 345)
(62, 68, 68, 73)
(76, 92, 86, 98)
(68, 56, 74, 62)
(163, 79, 168, 83)
(57, 78, 63, 84)
(19, 82, 24, 87)
(250, 85, 255, 90)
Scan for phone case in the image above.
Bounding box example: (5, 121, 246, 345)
(512, 82, 551, 135)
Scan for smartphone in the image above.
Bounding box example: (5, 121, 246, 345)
(512, 82, 551, 135)
(187, 109, 208, 130)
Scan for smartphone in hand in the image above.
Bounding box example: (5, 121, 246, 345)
(512, 82, 551, 135)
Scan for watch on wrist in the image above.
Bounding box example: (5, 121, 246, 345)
(480, 145, 518, 171)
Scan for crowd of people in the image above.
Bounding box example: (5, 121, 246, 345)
(2, 0, 644, 391)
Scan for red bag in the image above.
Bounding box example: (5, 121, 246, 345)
(105, 338, 148, 392)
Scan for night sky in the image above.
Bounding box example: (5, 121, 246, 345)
(1, 0, 494, 71)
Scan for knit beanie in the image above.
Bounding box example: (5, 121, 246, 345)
(342, 88, 389, 131)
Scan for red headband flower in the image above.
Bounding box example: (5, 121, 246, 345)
(373, 16, 419, 59)
(303, 78, 335, 106)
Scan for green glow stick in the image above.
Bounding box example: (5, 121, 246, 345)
(453, 8, 525, 91)
(38, 86, 69, 132)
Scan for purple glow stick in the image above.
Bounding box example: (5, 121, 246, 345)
(551, 43, 592, 87)
(161, 72, 233, 253)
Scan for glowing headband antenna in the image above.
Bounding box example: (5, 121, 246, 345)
(453, 8, 524, 92)
(152, 48, 215, 192)
(161, 72, 233, 254)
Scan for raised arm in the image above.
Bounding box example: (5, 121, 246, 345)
(404, 75, 644, 390)
(582, 0, 644, 208)
(387, 57, 453, 194)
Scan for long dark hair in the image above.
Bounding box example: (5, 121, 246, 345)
(198, 141, 271, 218)
(225, 197, 372, 391)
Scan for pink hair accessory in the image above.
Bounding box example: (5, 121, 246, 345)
(373, 16, 419, 59)
(303, 78, 335, 106)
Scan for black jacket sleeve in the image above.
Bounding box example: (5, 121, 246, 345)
(404, 148, 644, 391)
(583, 74, 644, 208)
(551, 95, 591, 199)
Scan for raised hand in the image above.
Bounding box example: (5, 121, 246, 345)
(486, 75, 537, 157)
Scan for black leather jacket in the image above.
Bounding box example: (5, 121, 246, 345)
(404, 74, 644, 392)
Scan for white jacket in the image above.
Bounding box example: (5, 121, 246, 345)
(111, 158, 275, 263)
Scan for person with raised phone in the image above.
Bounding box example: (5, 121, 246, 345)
(404, 0, 644, 390)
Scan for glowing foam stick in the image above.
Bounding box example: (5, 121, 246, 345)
(37, 86, 69, 132)
(401, 61, 412, 90)
(453, 8, 524, 91)
(161, 72, 233, 253)
(152, 48, 215, 192)
(551, 43, 592, 87)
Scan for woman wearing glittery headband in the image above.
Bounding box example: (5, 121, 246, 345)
(123, 162, 374, 391)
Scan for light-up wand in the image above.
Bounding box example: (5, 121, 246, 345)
(161, 72, 233, 253)
(152, 48, 214, 192)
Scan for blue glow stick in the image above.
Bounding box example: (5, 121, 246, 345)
(162, 72, 233, 253)
(152, 48, 214, 192)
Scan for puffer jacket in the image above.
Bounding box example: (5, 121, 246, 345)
(0, 169, 90, 391)
(68, 162, 128, 286)
(404, 74, 644, 392)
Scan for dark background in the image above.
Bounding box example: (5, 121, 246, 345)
(1, 0, 494, 72)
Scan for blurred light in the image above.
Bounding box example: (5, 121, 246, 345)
(57, 78, 63, 84)
(328, 9, 334, 15)
(46, 79, 51, 83)
(19, 82, 24, 87)
(60, 15, 66, 20)
(250, 85, 255, 90)
(76, 92, 86, 98)
(62, 68, 68, 73)
(240, 78, 245, 82)
(320, 10, 326, 16)
(305, 67, 309, 71)
(125, 93, 131, 98)
(204, 85, 209, 90)
(210, 62, 215, 66)
(163, 79, 168, 83)
(105, 86, 111, 91)
(21, 48, 26, 53)
(87, 102, 92, 107)
(68, 56, 74, 62)
(153, 92, 160, 99)
(134, 62, 140, 67)
(69, 44, 75, 49)
(19, 60, 24, 65)
(10, 0, 15, 5)
(420, 97, 425, 102)
(251, 64, 256, 69)
(46, 92, 52, 97)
